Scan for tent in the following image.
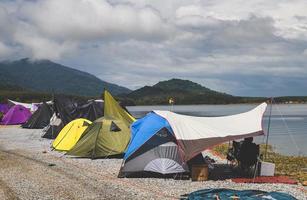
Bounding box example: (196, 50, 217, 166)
(154, 103, 267, 161)
(0, 104, 10, 114)
(42, 113, 64, 139)
(119, 112, 188, 177)
(53, 96, 103, 125)
(22, 102, 53, 129)
(8, 99, 39, 112)
(66, 90, 135, 158)
(52, 118, 92, 151)
(42, 96, 103, 139)
(0, 105, 32, 125)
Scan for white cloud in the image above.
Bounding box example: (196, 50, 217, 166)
(0, 0, 307, 96)
(0, 42, 13, 58)
(19, 0, 172, 41)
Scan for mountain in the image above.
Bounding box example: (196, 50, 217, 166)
(0, 58, 131, 96)
(125, 78, 243, 105)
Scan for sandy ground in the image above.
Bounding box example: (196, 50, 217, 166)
(0, 126, 306, 200)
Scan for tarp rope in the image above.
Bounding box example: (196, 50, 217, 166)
(272, 99, 301, 156)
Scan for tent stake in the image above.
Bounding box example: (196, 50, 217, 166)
(264, 97, 273, 160)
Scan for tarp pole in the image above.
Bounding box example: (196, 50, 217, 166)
(264, 97, 273, 160)
(52, 90, 55, 139)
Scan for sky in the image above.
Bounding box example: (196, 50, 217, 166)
(0, 0, 307, 97)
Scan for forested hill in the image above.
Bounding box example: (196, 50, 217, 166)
(1, 60, 306, 105)
(0, 58, 131, 96)
(125, 79, 247, 105)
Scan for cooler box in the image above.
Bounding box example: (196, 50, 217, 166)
(191, 164, 208, 181)
(259, 161, 275, 176)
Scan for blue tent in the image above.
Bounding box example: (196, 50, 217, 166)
(120, 112, 188, 177)
(124, 112, 173, 160)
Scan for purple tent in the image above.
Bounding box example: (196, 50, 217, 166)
(0, 105, 32, 125)
(0, 104, 10, 114)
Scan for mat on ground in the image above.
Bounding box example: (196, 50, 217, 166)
(186, 188, 297, 200)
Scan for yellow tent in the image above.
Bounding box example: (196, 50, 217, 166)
(67, 90, 136, 158)
(52, 118, 92, 151)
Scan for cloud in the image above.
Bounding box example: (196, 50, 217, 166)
(0, 0, 173, 59)
(0, 0, 307, 96)
(19, 0, 172, 41)
(0, 42, 13, 58)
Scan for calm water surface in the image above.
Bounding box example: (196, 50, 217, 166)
(127, 104, 307, 156)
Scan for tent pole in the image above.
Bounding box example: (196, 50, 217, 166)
(264, 97, 273, 160)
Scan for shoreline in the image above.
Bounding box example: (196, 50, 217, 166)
(213, 144, 307, 185)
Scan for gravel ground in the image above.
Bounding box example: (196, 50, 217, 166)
(0, 126, 306, 200)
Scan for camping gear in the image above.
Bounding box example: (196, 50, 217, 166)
(187, 188, 297, 200)
(0, 104, 10, 114)
(0, 105, 31, 125)
(258, 161, 275, 176)
(66, 90, 135, 158)
(154, 102, 267, 161)
(191, 164, 208, 181)
(22, 102, 53, 129)
(232, 176, 297, 184)
(42, 113, 64, 139)
(52, 118, 92, 151)
(227, 139, 260, 173)
(119, 112, 188, 177)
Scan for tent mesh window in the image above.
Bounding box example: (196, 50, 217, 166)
(156, 128, 169, 138)
(110, 121, 121, 132)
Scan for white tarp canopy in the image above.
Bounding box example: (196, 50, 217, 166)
(154, 102, 267, 161)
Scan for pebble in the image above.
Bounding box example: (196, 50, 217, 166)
(0, 127, 306, 200)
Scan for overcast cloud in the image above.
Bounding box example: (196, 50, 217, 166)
(0, 0, 307, 96)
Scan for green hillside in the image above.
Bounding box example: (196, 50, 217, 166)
(126, 78, 243, 105)
(0, 58, 131, 97)
(1, 59, 306, 105)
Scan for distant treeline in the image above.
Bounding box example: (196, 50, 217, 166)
(0, 90, 52, 103)
(0, 84, 50, 103)
(273, 96, 307, 103)
(1, 90, 307, 105)
(0, 84, 100, 103)
(1, 84, 306, 105)
(0, 86, 132, 105)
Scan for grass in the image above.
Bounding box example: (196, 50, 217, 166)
(212, 143, 307, 184)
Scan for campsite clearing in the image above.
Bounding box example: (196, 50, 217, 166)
(0, 127, 306, 200)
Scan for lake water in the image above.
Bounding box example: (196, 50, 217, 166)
(127, 104, 307, 156)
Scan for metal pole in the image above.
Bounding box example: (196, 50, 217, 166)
(51, 89, 55, 139)
(264, 97, 273, 160)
